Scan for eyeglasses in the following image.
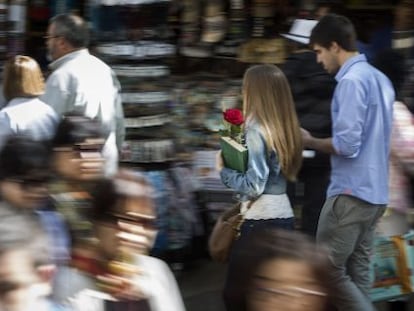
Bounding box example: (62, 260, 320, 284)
(6, 175, 50, 189)
(98, 210, 156, 227)
(54, 142, 104, 155)
(114, 212, 157, 229)
(43, 35, 60, 40)
(252, 285, 327, 300)
(74, 142, 104, 152)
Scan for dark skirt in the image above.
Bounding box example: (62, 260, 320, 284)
(222, 217, 295, 311)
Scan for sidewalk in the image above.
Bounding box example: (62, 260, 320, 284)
(176, 258, 413, 311)
(177, 258, 226, 311)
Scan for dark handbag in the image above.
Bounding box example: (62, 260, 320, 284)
(208, 202, 245, 263)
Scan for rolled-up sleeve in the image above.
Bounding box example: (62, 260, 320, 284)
(332, 78, 368, 158)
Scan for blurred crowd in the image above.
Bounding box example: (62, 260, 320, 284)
(0, 1, 414, 311)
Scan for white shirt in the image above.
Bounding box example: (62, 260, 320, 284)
(41, 49, 125, 176)
(0, 97, 58, 149)
(241, 194, 294, 220)
(53, 255, 186, 311)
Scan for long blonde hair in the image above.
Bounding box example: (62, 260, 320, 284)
(243, 64, 303, 181)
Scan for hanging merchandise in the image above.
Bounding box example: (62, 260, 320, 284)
(7, 0, 26, 34)
(7, 0, 26, 56)
(0, 0, 7, 61)
(216, 0, 247, 57)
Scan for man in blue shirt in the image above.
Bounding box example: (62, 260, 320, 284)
(301, 14, 395, 311)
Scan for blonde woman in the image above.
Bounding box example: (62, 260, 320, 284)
(0, 55, 58, 149)
(216, 64, 303, 311)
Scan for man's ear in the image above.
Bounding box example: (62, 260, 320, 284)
(330, 41, 340, 53)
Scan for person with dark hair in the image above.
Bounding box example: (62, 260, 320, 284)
(0, 135, 70, 264)
(373, 49, 414, 311)
(302, 14, 395, 311)
(52, 113, 106, 182)
(41, 13, 125, 177)
(0, 55, 58, 150)
(50, 114, 106, 248)
(242, 229, 331, 311)
(280, 18, 336, 238)
(51, 169, 186, 311)
(0, 135, 67, 310)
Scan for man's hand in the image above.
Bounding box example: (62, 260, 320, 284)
(300, 128, 335, 155)
(96, 273, 146, 301)
(301, 128, 313, 148)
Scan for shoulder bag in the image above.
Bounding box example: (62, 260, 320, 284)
(208, 200, 254, 263)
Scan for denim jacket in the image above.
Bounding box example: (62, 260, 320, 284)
(220, 119, 287, 201)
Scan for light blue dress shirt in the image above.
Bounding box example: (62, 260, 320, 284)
(328, 54, 394, 204)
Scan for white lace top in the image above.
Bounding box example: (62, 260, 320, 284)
(241, 194, 293, 220)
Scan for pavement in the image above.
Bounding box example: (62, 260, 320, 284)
(176, 257, 414, 311)
(177, 258, 226, 311)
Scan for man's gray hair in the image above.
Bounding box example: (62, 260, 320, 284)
(51, 13, 90, 48)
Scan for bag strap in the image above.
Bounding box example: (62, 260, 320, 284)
(246, 199, 256, 210)
(234, 198, 259, 239)
(240, 197, 259, 216)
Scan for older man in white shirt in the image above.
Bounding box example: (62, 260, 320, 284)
(41, 13, 125, 176)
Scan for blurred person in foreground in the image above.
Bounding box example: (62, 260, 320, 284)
(373, 49, 413, 237)
(0, 135, 66, 310)
(52, 169, 186, 311)
(373, 49, 414, 311)
(301, 14, 394, 311)
(0, 212, 60, 311)
(0, 55, 58, 150)
(392, 0, 414, 113)
(41, 13, 125, 177)
(216, 64, 303, 311)
(242, 229, 331, 311)
(280, 18, 336, 238)
(49, 114, 106, 250)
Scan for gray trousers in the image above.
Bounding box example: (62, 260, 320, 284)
(317, 195, 386, 311)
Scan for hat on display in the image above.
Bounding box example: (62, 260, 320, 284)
(281, 19, 318, 44)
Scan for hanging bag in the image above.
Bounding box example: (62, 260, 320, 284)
(208, 200, 254, 263)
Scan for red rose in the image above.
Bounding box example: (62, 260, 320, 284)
(223, 109, 244, 125)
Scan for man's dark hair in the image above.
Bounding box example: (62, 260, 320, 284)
(310, 13, 357, 51)
(0, 135, 51, 180)
(50, 13, 89, 48)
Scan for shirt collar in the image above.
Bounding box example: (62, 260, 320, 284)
(335, 53, 367, 82)
(48, 49, 89, 70)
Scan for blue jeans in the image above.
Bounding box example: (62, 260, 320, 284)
(317, 195, 386, 311)
(222, 217, 295, 311)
